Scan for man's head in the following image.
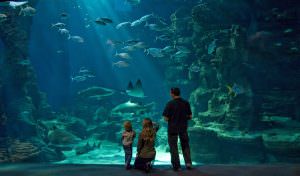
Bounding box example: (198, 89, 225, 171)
(170, 87, 180, 99)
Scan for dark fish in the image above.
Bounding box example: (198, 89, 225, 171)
(61, 12, 68, 18)
(95, 18, 107, 25)
(100, 17, 113, 23)
(125, 39, 140, 45)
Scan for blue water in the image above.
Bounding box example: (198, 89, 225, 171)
(29, 0, 185, 110)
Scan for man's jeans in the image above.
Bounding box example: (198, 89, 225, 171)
(123, 145, 132, 166)
(168, 131, 192, 169)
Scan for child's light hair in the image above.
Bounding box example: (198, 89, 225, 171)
(124, 121, 132, 131)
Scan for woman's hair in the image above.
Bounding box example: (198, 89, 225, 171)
(141, 118, 155, 142)
(124, 121, 132, 131)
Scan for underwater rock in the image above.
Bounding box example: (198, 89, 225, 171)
(0, 139, 58, 163)
(262, 131, 300, 156)
(48, 129, 81, 145)
(189, 124, 266, 163)
(75, 141, 100, 155)
(93, 106, 110, 122)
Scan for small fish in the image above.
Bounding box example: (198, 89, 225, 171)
(125, 0, 141, 5)
(116, 22, 131, 29)
(52, 22, 66, 28)
(145, 48, 164, 58)
(208, 39, 217, 54)
(156, 35, 171, 42)
(122, 45, 137, 52)
(189, 65, 201, 73)
(58, 28, 69, 35)
(56, 50, 64, 54)
(115, 52, 132, 59)
(125, 39, 140, 45)
(113, 61, 129, 68)
(139, 14, 154, 22)
(131, 19, 143, 27)
(19, 6, 36, 16)
(176, 46, 191, 54)
(100, 17, 113, 24)
(79, 67, 90, 73)
(18, 60, 30, 66)
(68, 35, 84, 43)
(60, 12, 68, 19)
(84, 74, 96, 78)
(0, 13, 7, 23)
(106, 39, 123, 47)
(133, 42, 147, 49)
(71, 76, 87, 82)
(95, 18, 107, 25)
(171, 51, 189, 59)
(284, 28, 293, 34)
(145, 22, 168, 31)
(161, 46, 176, 54)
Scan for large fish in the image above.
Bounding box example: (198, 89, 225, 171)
(111, 100, 155, 118)
(77, 86, 115, 100)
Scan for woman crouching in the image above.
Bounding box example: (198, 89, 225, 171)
(134, 118, 159, 173)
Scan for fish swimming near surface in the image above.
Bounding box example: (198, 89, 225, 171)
(68, 35, 84, 43)
(115, 52, 132, 60)
(125, 79, 146, 98)
(112, 61, 130, 68)
(71, 75, 87, 82)
(171, 51, 189, 59)
(0, 1, 28, 9)
(52, 22, 66, 28)
(116, 22, 131, 29)
(125, 0, 141, 6)
(131, 19, 143, 27)
(145, 48, 164, 58)
(100, 17, 113, 24)
(111, 100, 155, 119)
(161, 46, 176, 54)
(94, 18, 107, 25)
(122, 45, 137, 52)
(139, 13, 154, 22)
(58, 28, 69, 36)
(156, 35, 171, 42)
(60, 12, 68, 19)
(133, 42, 147, 49)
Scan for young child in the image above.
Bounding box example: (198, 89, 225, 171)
(122, 121, 136, 169)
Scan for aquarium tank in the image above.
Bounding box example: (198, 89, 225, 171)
(0, 0, 300, 165)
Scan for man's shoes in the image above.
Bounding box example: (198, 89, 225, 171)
(173, 167, 181, 172)
(125, 165, 132, 170)
(145, 162, 151, 173)
(186, 163, 192, 170)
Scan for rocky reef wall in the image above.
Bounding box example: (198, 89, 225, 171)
(166, 0, 300, 163)
(0, 0, 61, 163)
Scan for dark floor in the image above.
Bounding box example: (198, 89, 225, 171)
(0, 164, 299, 176)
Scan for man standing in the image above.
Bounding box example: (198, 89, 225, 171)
(163, 87, 192, 171)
